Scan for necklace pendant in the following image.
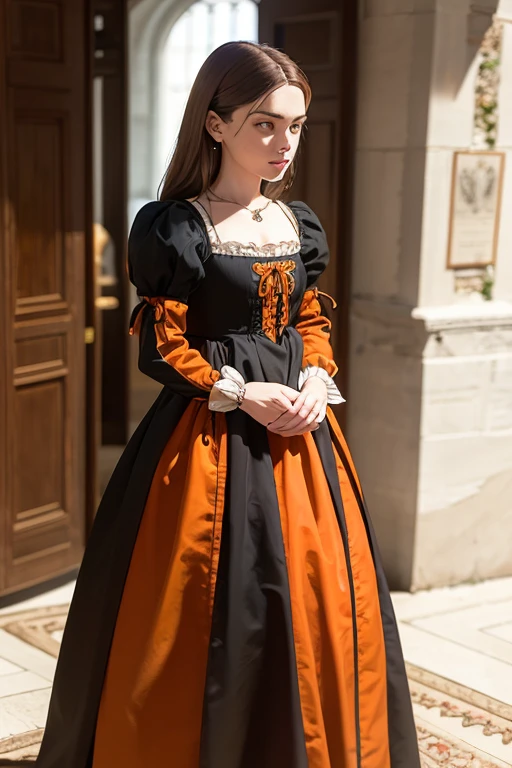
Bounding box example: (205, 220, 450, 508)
(253, 211, 263, 222)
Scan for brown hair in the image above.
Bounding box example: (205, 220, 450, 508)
(158, 41, 311, 202)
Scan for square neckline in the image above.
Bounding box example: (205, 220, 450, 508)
(184, 198, 303, 258)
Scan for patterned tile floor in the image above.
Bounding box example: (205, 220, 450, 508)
(1, 577, 512, 766)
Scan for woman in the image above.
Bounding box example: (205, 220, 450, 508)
(36, 41, 420, 768)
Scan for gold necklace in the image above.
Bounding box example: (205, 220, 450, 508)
(206, 189, 273, 222)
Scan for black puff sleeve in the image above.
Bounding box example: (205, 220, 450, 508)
(128, 199, 207, 302)
(287, 201, 329, 289)
(128, 200, 221, 397)
(287, 201, 338, 378)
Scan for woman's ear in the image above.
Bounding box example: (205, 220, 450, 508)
(205, 110, 225, 144)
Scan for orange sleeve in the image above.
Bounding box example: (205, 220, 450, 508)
(294, 288, 338, 378)
(130, 296, 221, 392)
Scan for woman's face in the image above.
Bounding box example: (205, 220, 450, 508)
(206, 84, 307, 183)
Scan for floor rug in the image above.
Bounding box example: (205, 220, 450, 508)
(407, 663, 512, 767)
(1, 606, 511, 766)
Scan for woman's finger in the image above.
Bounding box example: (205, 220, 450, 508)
(271, 397, 324, 433)
(270, 420, 319, 437)
(288, 391, 308, 414)
(274, 402, 316, 431)
(269, 394, 313, 428)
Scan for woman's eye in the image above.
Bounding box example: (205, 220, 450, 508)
(256, 120, 303, 133)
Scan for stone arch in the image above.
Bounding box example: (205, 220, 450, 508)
(128, 0, 259, 214)
(128, 0, 197, 213)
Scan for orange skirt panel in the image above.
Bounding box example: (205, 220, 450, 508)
(267, 429, 357, 768)
(92, 401, 227, 768)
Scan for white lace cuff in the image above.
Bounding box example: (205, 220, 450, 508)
(208, 365, 247, 411)
(298, 365, 346, 404)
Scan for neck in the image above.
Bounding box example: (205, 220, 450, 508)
(209, 155, 266, 207)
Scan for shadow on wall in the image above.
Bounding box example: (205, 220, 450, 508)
(433, 3, 501, 98)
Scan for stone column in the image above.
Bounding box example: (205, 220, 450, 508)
(349, 0, 512, 590)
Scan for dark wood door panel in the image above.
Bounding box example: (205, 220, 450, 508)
(6, 0, 84, 89)
(10, 107, 69, 318)
(6, 315, 84, 590)
(11, 377, 73, 585)
(0, 0, 90, 596)
(94, 0, 129, 446)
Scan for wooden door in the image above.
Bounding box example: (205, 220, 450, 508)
(0, 0, 91, 597)
(259, 1, 358, 412)
(93, 0, 129, 447)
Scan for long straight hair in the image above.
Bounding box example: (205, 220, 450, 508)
(159, 41, 311, 202)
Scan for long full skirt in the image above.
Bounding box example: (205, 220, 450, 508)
(35, 391, 420, 768)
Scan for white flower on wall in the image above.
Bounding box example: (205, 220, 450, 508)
(474, 18, 503, 150)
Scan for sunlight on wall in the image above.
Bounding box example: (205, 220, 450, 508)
(156, 0, 258, 188)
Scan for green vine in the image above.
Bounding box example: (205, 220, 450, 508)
(481, 265, 494, 301)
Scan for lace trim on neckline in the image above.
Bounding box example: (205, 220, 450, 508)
(189, 199, 301, 258)
(210, 239, 301, 257)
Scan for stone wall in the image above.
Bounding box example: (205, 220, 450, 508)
(350, 0, 512, 590)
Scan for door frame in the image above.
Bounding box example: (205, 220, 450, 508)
(0, 0, 8, 594)
(85, 0, 129, 531)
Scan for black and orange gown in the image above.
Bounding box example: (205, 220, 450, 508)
(35, 200, 421, 768)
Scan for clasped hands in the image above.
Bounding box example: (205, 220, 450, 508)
(239, 377, 327, 437)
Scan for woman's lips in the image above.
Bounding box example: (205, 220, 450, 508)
(269, 159, 289, 170)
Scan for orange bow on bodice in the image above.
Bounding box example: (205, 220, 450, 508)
(252, 260, 296, 343)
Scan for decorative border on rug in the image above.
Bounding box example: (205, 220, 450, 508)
(0, 605, 68, 659)
(0, 729, 42, 759)
(407, 662, 512, 752)
(407, 662, 512, 722)
(416, 722, 510, 768)
(0, 607, 68, 763)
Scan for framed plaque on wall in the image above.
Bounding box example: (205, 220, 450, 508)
(446, 150, 505, 269)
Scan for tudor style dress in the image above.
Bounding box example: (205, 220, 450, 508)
(35, 199, 421, 768)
